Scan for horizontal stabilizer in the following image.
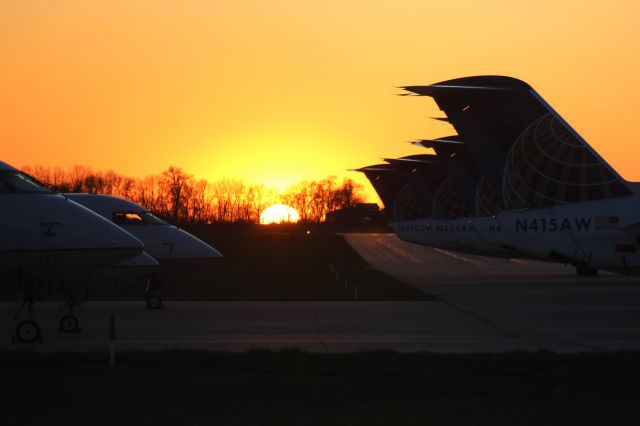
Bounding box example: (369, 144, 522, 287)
(412, 137, 464, 149)
(402, 83, 513, 97)
(351, 164, 398, 173)
(383, 155, 438, 165)
(401, 76, 526, 97)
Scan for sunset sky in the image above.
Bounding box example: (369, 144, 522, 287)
(1, 0, 639, 201)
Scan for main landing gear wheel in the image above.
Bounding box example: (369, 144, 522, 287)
(14, 319, 42, 344)
(59, 314, 80, 333)
(146, 294, 163, 310)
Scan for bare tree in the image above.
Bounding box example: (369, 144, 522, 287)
(333, 178, 364, 210)
(160, 166, 193, 223)
(281, 181, 313, 222)
(19, 164, 365, 224)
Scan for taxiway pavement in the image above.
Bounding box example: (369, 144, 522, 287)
(344, 233, 640, 352)
(3, 233, 639, 353)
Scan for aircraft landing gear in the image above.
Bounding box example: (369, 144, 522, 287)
(12, 297, 43, 344)
(58, 314, 80, 333)
(57, 281, 84, 333)
(146, 293, 163, 309)
(14, 319, 42, 344)
(145, 275, 164, 310)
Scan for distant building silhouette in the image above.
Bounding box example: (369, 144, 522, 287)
(324, 203, 388, 230)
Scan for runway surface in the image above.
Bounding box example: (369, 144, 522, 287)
(3, 233, 640, 353)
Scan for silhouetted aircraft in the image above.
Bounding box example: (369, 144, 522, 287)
(359, 76, 640, 276)
(66, 194, 223, 308)
(0, 161, 144, 342)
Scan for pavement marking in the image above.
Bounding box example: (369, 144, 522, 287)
(433, 248, 485, 266)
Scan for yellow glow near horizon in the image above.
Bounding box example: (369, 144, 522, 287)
(260, 204, 300, 225)
(1, 0, 639, 205)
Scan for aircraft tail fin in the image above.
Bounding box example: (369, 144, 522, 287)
(402, 76, 634, 209)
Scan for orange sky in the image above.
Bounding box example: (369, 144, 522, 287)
(1, 0, 639, 201)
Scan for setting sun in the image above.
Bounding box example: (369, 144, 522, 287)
(260, 204, 300, 225)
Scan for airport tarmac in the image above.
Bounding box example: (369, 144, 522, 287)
(344, 233, 640, 352)
(3, 299, 631, 353)
(3, 233, 640, 353)
(0, 301, 516, 353)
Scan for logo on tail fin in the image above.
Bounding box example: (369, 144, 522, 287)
(503, 113, 631, 209)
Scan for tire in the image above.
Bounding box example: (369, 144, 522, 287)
(16, 320, 41, 343)
(59, 314, 80, 333)
(146, 294, 163, 310)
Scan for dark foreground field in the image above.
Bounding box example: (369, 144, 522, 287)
(4, 350, 640, 425)
(172, 224, 429, 301)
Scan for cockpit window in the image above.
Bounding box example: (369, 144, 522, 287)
(0, 172, 51, 193)
(142, 212, 169, 225)
(113, 211, 146, 225)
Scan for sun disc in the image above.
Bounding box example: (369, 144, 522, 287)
(260, 204, 300, 224)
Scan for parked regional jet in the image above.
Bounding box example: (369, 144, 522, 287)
(0, 161, 144, 342)
(386, 75, 640, 275)
(358, 156, 514, 258)
(65, 194, 224, 308)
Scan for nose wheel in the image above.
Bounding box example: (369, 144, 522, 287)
(13, 293, 43, 344)
(13, 319, 42, 344)
(57, 285, 84, 333)
(58, 314, 81, 333)
(145, 275, 164, 309)
(146, 294, 163, 309)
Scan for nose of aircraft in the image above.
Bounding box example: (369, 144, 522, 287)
(174, 228, 224, 259)
(65, 198, 144, 262)
(106, 219, 146, 249)
(117, 251, 160, 267)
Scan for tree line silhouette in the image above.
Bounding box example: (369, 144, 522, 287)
(22, 165, 365, 224)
